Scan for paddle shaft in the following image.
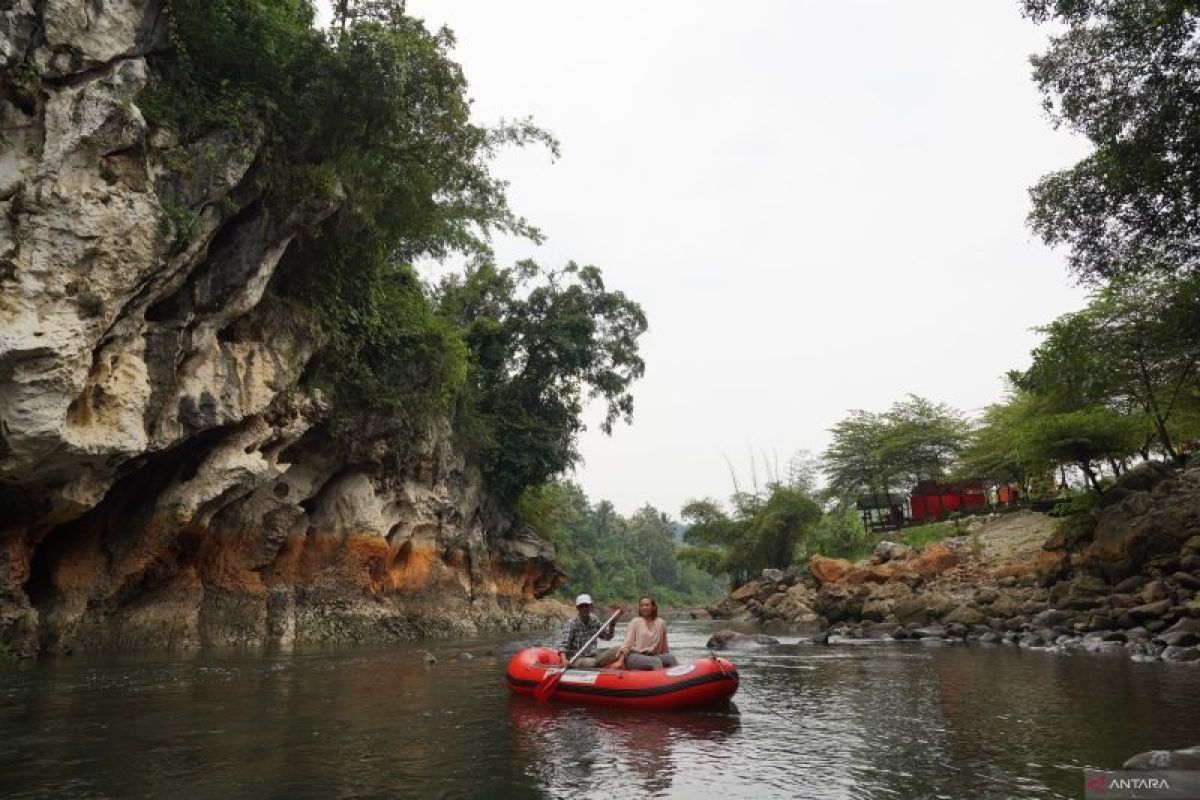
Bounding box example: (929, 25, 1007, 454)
(535, 608, 621, 702)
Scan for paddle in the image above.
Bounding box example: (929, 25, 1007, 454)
(534, 607, 622, 703)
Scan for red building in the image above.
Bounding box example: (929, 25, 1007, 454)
(907, 480, 1016, 523)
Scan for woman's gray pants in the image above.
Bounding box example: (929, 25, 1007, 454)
(624, 652, 679, 670)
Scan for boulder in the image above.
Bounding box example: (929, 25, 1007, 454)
(706, 597, 739, 619)
(860, 583, 913, 621)
(1069, 574, 1110, 596)
(1113, 575, 1150, 594)
(1182, 536, 1200, 571)
(1109, 593, 1140, 609)
(973, 587, 1000, 605)
(1127, 599, 1172, 621)
(1124, 745, 1200, 771)
(705, 630, 780, 650)
(1160, 646, 1200, 662)
(861, 622, 901, 640)
(815, 582, 866, 623)
(1173, 572, 1200, 591)
(913, 544, 963, 577)
(1032, 609, 1070, 627)
(945, 622, 969, 638)
(912, 625, 946, 639)
(845, 562, 922, 585)
(809, 556, 853, 586)
(760, 587, 820, 626)
(875, 541, 915, 563)
(1165, 617, 1200, 634)
(761, 568, 785, 584)
(730, 580, 766, 603)
(1140, 580, 1170, 604)
(1060, 594, 1103, 611)
(944, 605, 987, 626)
(889, 592, 942, 626)
(1156, 630, 1199, 647)
(984, 594, 1022, 619)
(1084, 474, 1200, 578)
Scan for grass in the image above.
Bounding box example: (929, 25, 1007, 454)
(897, 519, 965, 549)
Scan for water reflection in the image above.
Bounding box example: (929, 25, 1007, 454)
(2, 624, 1199, 799)
(508, 699, 741, 797)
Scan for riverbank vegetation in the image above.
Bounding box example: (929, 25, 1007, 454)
(517, 482, 723, 607)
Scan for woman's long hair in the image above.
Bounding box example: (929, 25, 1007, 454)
(639, 595, 658, 620)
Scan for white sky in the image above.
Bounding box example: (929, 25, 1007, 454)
(315, 1, 1090, 516)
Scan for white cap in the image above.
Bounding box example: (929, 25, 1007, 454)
(575, 593, 593, 606)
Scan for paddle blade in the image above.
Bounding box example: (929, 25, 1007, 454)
(534, 669, 563, 703)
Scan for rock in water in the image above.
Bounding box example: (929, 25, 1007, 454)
(1124, 745, 1200, 770)
(705, 630, 780, 650)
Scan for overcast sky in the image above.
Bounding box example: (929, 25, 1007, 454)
(315, 1, 1091, 516)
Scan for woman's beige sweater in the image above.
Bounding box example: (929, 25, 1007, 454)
(620, 616, 670, 655)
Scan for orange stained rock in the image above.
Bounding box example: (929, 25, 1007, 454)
(809, 556, 853, 585)
(844, 562, 919, 585)
(990, 549, 1064, 579)
(913, 543, 963, 577)
(380, 539, 437, 591)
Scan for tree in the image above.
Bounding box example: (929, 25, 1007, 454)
(822, 396, 970, 502)
(822, 410, 893, 501)
(786, 449, 822, 495)
(517, 482, 722, 605)
(880, 395, 971, 488)
(1023, 1, 1200, 281)
(960, 387, 1045, 495)
(1018, 273, 1200, 460)
(437, 260, 647, 501)
(626, 506, 681, 586)
(679, 485, 820, 589)
(1018, 408, 1144, 495)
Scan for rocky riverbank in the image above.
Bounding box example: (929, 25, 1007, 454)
(702, 463, 1200, 664)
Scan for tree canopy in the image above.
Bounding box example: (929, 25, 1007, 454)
(680, 485, 821, 589)
(822, 395, 971, 502)
(147, 1, 646, 507)
(1023, 0, 1200, 281)
(1017, 273, 1200, 461)
(436, 261, 647, 501)
(517, 482, 721, 606)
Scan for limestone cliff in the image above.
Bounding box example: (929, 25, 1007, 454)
(0, 1, 564, 657)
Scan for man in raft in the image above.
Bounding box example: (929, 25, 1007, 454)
(555, 594, 623, 667)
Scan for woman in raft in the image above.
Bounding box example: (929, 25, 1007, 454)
(613, 595, 678, 670)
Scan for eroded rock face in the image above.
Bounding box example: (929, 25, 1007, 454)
(1083, 467, 1200, 578)
(0, 1, 563, 657)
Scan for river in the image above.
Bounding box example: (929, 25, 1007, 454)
(2, 620, 1198, 799)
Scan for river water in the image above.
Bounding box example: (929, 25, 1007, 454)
(2, 620, 1198, 799)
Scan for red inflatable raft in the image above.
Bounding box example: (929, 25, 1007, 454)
(505, 647, 739, 710)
